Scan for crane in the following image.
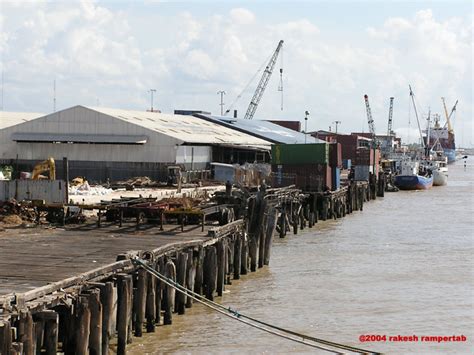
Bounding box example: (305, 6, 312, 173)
(244, 40, 284, 120)
(386, 97, 394, 137)
(441, 97, 455, 133)
(364, 94, 379, 148)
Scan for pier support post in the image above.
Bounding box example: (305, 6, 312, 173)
(0, 319, 12, 355)
(203, 246, 217, 301)
(146, 269, 156, 332)
(175, 252, 188, 314)
(194, 247, 204, 296)
(135, 268, 147, 336)
(216, 241, 225, 296)
(163, 260, 176, 325)
(186, 249, 196, 308)
(240, 233, 249, 275)
(18, 311, 34, 355)
(88, 289, 102, 355)
(264, 207, 278, 265)
(100, 282, 114, 355)
(76, 297, 91, 355)
(233, 233, 242, 280)
(117, 274, 132, 355)
(154, 258, 164, 325)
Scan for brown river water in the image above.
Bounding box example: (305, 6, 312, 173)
(127, 158, 473, 354)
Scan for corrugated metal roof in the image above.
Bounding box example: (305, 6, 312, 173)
(86, 107, 271, 147)
(11, 132, 148, 144)
(195, 114, 325, 144)
(0, 111, 45, 130)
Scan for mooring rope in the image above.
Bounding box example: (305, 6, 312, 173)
(132, 257, 381, 355)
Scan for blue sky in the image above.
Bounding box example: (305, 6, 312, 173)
(1, 0, 472, 145)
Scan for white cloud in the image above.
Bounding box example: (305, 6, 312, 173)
(230, 8, 256, 25)
(0, 4, 471, 145)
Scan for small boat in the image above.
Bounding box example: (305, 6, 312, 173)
(394, 160, 433, 190)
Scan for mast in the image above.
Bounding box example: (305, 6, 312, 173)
(409, 85, 425, 149)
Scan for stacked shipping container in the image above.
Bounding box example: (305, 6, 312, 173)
(271, 143, 333, 191)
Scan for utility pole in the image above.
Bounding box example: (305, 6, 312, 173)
(148, 89, 156, 112)
(217, 90, 226, 116)
(332, 120, 341, 134)
(304, 111, 310, 144)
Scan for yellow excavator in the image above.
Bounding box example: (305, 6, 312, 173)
(32, 157, 56, 180)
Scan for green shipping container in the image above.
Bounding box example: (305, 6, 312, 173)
(271, 143, 329, 165)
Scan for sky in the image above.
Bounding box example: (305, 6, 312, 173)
(0, 0, 472, 146)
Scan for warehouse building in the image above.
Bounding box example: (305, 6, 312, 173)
(0, 106, 270, 182)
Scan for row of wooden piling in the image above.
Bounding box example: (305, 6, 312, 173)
(0, 182, 376, 355)
(275, 181, 372, 239)
(0, 208, 279, 355)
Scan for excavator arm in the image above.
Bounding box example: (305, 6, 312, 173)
(32, 157, 56, 180)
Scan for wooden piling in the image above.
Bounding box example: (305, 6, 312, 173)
(233, 233, 242, 280)
(75, 297, 91, 355)
(40, 311, 58, 355)
(117, 274, 132, 355)
(240, 233, 249, 275)
(88, 289, 102, 355)
(264, 207, 278, 265)
(18, 311, 34, 355)
(226, 238, 234, 285)
(203, 246, 217, 301)
(146, 269, 156, 332)
(154, 258, 164, 325)
(175, 252, 188, 315)
(163, 260, 176, 325)
(194, 247, 204, 295)
(186, 249, 196, 308)
(100, 282, 114, 355)
(134, 268, 147, 336)
(0, 319, 12, 355)
(216, 241, 226, 296)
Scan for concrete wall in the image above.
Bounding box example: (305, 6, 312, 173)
(0, 179, 67, 203)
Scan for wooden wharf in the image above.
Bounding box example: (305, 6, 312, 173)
(0, 181, 374, 354)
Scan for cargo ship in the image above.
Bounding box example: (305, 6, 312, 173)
(424, 98, 458, 164)
(425, 123, 456, 164)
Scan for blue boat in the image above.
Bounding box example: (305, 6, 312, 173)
(394, 160, 433, 190)
(395, 174, 433, 190)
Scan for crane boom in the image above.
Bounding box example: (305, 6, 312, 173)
(364, 94, 378, 147)
(441, 97, 454, 133)
(244, 40, 284, 120)
(386, 97, 394, 137)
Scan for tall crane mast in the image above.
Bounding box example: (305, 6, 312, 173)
(244, 40, 284, 120)
(441, 97, 454, 133)
(386, 97, 394, 137)
(364, 94, 378, 147)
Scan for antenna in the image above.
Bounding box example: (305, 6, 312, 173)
(1, 68, 3, 111)
(148, 89, 156, 112)
(278, 46, 284, 111)
(217, 90, 226, 116)
(53, 79, 56, 112)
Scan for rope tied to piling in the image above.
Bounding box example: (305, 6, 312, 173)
(131, 256, 381, 355)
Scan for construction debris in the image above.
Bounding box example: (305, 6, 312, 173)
(69, 181, 113, 196)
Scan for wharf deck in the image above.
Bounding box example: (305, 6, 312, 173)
(0, 222, 214, 298)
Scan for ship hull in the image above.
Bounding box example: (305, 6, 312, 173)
(432, 170, 448, 186)
(444, 148, 456, 164)
(395, 175, 433, 190)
